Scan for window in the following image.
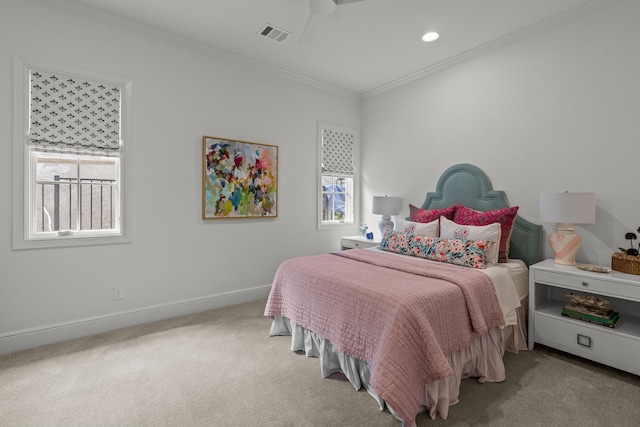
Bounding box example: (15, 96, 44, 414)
(13, 59, 132, 249)
(322, 178, 349, 221)
(33, 153, 118, 233)
(318, 122, 358, 229)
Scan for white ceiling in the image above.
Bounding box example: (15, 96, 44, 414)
(44, 0, 616, 95)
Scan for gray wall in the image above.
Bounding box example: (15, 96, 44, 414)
(0, 0, 360, 354)
(361, 1, 640, 266)
(2, 0, 639, 354)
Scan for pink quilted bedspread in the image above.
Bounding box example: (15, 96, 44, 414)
(264, 249, 505, 427)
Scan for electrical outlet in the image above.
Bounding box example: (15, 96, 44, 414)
(113, 287, 123, 300)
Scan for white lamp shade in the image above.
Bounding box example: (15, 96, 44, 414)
(372, 196, 401, 216)
(539, 192, 596, 224)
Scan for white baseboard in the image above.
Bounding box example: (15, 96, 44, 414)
(0, 285, 272, 356)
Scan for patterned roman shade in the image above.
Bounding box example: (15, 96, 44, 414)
(321, 127, 354, 177)
(28, 69, 121, 155)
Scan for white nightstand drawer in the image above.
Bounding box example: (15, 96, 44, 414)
(534, 269, 640, 300)
(534, 313, 640, 375)
(340, 236, 380, 250)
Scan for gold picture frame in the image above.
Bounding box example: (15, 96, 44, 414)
(202, 136, 278, 219)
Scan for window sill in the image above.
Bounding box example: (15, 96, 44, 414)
(318, 221, 355, 231)
(13, 232, 131, 251)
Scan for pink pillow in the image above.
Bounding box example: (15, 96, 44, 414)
(409, 204, 459, 223)
(453, 205, 519, 263)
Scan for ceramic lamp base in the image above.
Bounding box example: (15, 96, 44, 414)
(549, 226, 582, 265)
(378, 216, 394, 238)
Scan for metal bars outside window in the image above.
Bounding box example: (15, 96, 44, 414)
(36, 175, 116, 232)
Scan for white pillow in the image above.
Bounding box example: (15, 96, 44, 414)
(439, 216, 501, 265)
(395, 218, 439, 237)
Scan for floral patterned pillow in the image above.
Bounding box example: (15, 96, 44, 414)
(439, 216, 501, 265)
(380, 231, 492, 269)
(379, 231, 413, 255)
(410, 235, 492, 269)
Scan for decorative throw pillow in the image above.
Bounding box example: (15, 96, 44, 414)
(379, 231, 413, 255)
(410, 235, 490, 269)
(396, 218, 439, 237)
(439, 216, 501, 265)
(408, 204, 459, 223)
(453, 205, 519, 263)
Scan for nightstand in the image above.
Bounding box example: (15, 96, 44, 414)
(340, 235, 380, 250)
(529, 259, 640, 376)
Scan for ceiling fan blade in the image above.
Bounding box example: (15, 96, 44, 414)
(298, 11, 320, 43)
(299, 0, 366, 43)
(310, 0, 337, 14)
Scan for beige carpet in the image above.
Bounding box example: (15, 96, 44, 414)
(1, 299, 640, 427)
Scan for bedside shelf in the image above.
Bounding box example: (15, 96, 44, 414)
(534, 298, 640, 340)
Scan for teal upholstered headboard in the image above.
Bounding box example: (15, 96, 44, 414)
(412, 163, 542, 267)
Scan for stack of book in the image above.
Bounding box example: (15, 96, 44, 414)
(562, 292, 620, 328)
(561, 306, 620, 328)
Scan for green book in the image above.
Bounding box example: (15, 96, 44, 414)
(564, 306, 615, 319)
(561, 307, 620, 328)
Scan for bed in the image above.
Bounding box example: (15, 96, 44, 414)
(264, 163, 542, 426)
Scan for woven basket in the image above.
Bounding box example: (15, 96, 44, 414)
(611, 252, 640, 275)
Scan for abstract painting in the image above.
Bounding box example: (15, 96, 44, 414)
(202, 136, 278, 219)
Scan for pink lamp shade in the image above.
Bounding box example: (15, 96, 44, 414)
(372, 196, 401, 238)
(540, 192, 596, 265)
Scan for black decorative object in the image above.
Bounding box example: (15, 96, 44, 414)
(612, 227, 640, 274)
(619, 228, 640, 256)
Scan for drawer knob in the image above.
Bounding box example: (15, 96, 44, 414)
(582, 281, 588, 287)
(577, 334, 592, 348)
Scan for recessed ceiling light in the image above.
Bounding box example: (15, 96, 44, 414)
(422, 32, 440, 42)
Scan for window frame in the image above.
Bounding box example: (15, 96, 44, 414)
(12, 58, 133, 250)
(321, 176, 351, 223)
(29, 151, 121, 237)
(317, 122, 359, 231)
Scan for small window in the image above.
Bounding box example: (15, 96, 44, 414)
(318, 122, 358, 229)
(13, 59, 132, 249)
(322, 176, 351, 222)
(31, 152, 119, 235)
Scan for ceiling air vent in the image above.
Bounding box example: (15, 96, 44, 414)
(258, 23, 291, 43)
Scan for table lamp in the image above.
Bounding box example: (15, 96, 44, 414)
(539, 192, 596, 265)
(372, 195, 401, 238)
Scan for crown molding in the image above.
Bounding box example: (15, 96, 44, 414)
(30, 0, 360, 100)
(29, 0, 626, 100)
(361, 0, 626, 99)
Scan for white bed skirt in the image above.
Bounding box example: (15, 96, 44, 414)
(269, 300, 528, 425)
